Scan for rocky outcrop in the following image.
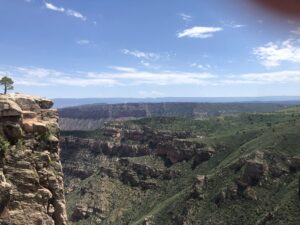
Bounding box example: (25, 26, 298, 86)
(61, 124, 214, 167)
(190, 175, 207, 199)
(156, 140, 214, 165)
(0, 94, 68, 225)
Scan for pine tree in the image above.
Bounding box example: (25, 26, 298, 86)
(0, 76, 14, 94)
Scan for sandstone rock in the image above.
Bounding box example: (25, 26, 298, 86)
(0, 99, 22, 118)
(33, 122, 48, 134)
(2, 93, 53, 111)
(0, 169, 11, 218)
(0, 94, 68, 225)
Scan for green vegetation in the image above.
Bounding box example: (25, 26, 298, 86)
(0, 135, 10, 158)
(0, 76, 14, 94)
(62, 106, 300, 225)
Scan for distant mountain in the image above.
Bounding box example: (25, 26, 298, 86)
(58, 102, 300, 130)
(53, 96, 300, 108)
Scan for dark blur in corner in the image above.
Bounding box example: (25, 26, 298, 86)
(251, 0, 300, 20)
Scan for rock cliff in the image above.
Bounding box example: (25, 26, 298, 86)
(0, 94, 68, 225)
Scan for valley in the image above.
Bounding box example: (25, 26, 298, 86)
(60, 105, 300, 225)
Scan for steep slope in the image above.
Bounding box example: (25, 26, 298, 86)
(0, 94, 68, 225)
(61, 107, 300, 225)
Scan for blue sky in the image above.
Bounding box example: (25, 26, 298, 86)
(0, 0, 300, 98)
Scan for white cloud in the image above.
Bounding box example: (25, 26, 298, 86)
(178, 26, 223, 39)
(7, 66, 216, 87)
(190, 63, 211, 70)
(110, 66, 137, 73)
(66, 9, 86, 21)
(76, 40, 91, 45)
(7, 66, 300, 88)
(253, 39, 300, 67)
(44, 2, 86, 21)
(223, 70, 300, 84)
(50, 77, 118, 87)
(16, 67, 63, 78)
(45, 2, 64, 12)
(122, 49, 160, 60)
(87, 71, 215, 86)
(179, 13, 192, 22)
(140, 60, 151, 67)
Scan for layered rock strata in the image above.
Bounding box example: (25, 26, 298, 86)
(0, 94, 68, 225)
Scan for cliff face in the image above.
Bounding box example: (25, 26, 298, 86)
(0, 94, 68, 225)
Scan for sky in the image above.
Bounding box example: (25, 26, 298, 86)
(0, 0, 300, 98)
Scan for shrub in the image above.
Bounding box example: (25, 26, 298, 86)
(0, 135, 10, 158)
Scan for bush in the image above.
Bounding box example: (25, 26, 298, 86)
(0, 135, 10, 158)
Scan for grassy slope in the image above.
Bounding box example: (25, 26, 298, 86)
(64, 106, 300, 225)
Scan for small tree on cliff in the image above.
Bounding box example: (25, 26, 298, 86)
(0, 76, 14, 94)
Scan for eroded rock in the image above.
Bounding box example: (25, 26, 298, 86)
(0, 94, 68, 225)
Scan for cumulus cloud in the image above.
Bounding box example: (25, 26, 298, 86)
(44, 2, 86, 21)
(253, 39, 300, 67)
(178, 26, 223, 39)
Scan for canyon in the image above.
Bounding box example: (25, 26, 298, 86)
(1, 94, 299, 225)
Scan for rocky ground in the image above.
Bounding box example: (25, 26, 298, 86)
(0, 94, 68, 225)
